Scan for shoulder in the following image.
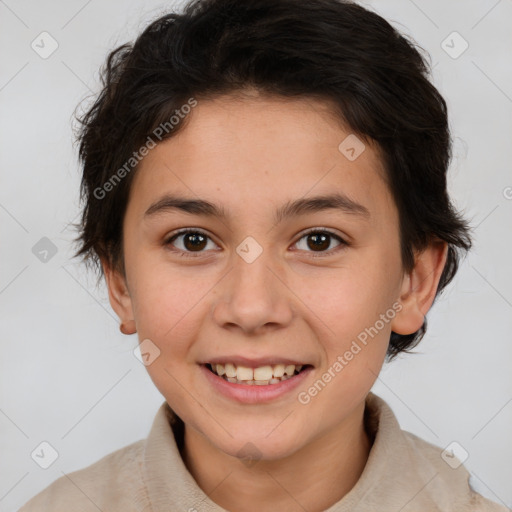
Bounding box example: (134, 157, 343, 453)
(18, 439, 147, 512)
(402, 430, 509, 511)
(361, 392, 509, 512)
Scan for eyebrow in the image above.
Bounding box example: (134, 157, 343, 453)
(144, 192, 371, 223)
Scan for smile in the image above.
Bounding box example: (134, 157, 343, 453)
(205, 362, 309, 385)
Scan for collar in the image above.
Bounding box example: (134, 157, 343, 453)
(141, 391, 479, 511)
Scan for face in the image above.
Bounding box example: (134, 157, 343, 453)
(104, 92, 442, 461)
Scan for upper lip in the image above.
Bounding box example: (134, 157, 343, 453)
(201, 356, 312, 368)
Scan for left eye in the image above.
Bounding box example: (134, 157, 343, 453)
(164, 228, 347, 257)
(294, 229, 346, 256)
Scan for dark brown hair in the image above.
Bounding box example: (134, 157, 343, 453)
(71, 0, 472, 361)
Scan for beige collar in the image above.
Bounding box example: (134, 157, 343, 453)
(141, 391, 502, 511)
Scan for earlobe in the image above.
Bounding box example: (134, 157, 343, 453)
(120, 320, 137, 335)
(101, 258, 137, 335)
(391, 240, 448, 335)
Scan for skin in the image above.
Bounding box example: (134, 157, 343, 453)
(102, 90, 448, 512)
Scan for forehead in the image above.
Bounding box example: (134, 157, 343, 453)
(127, 94, 394, 224)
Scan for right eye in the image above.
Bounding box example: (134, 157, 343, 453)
(164, 229, 218, 257)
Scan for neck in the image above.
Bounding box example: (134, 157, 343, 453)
(182, 400, 372, 512)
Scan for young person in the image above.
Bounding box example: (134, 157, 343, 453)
(19, 0, 509, 510)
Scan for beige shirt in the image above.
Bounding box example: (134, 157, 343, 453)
(18, 392, 509, 511)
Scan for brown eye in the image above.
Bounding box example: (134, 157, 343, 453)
(294, 229, 347, 257)
(164, 227, 348, 259)
(165, 229, 215, 256)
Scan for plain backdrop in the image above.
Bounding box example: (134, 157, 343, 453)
(1, 0, 511, 510)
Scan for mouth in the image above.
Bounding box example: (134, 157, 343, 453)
(204, 362, 311, 386)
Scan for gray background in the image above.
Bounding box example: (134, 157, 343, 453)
(1, 0, 511, 510)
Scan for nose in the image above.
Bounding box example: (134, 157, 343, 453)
(210, 248, 294, 335)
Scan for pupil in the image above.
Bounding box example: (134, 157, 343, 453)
(308, 233, 329, 251)
(183, 232, 330, 252)
(185, 233, 207, 251)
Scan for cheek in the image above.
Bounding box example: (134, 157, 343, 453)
(294, 265, 395, 422)
(304, 259, 398, 343)
(128, 259, 205, 357)
(299, 257, 400, 406)
(129, 271, 204, 410)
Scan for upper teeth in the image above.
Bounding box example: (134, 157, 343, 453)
(212, 363, 303, 381)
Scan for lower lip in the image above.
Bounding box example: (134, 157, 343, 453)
(200, 364, 313, 404)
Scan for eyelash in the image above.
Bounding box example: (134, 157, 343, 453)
(163, 227, 348, 259)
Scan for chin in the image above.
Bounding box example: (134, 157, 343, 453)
(213, 428, 304, 463)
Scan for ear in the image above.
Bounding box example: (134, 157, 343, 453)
(101, 257, 137, 335)
(391, 240, 448, 335)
